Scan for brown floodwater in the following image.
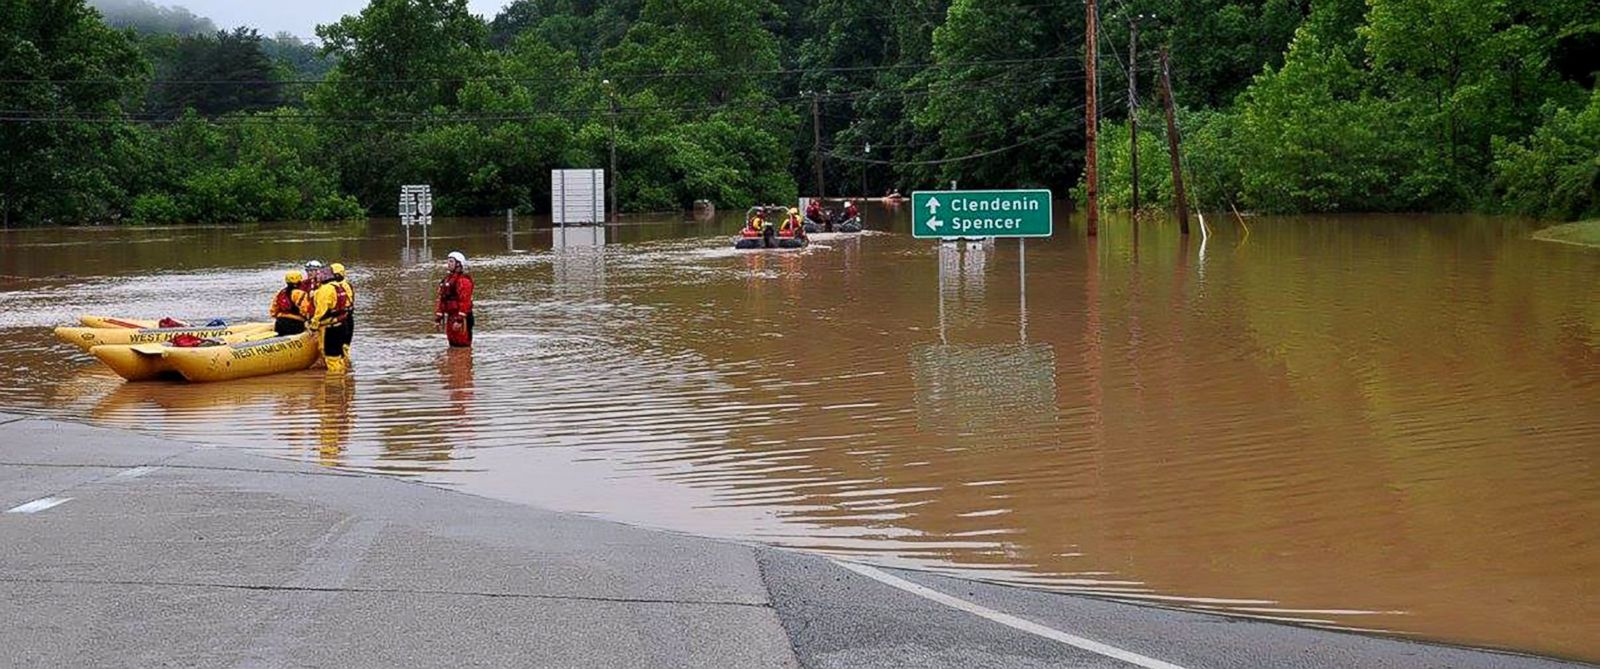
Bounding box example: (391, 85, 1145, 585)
(2, 208, 1598, 661)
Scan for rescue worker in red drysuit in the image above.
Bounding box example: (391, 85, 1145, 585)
(435, 251, 475, 348)
(269, 270, 309, 336)
(843, 201, 860, 221)
(804, 199, 824, 227)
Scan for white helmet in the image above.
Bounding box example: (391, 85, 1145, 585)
(845, 201, 854, 207)
(305, 260, 324, 272)
(447, 251, 467, 268)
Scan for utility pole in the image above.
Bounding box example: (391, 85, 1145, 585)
(1084, 0, 1100, 237)
(1158, 46, 1190, 235)
(604, 79, 619, 224)
(811, 92, 826, 200)
(1128, 16, 1141, 216)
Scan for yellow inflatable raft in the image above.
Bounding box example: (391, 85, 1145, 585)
(55, 322, 272, 352)
(162, 332, 321, 383)
(89, 331, 279, 382)
(77, 316, 253, 329)
(78, 316, 162, 329)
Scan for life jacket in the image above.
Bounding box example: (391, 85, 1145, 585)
(805, 203, 823, 220)
(780, 214, 803, 235)
(844, 205, 859, 219)
(324, 283, 352, 322)
(438, 273, 472, 314)
(272, 286, 305, 321)
(333, 278, 356, 311)
(745, 215, 764, 232)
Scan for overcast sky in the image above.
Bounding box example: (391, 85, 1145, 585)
(175, 1, 511, 39)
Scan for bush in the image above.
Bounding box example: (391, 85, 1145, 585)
(1493, 89, 1600, 221)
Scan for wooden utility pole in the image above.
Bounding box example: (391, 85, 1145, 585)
(1128, 17, 1140, 216)
(608, 96, 619, 223)
(1084, 0, 1099, 237)
(1158, 46, 1190, 235)
(811, 93, 826, 200)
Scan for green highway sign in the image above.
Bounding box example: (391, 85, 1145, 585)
(912, 189, 1053, 239)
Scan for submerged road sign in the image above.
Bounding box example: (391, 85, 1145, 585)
(912, 189, 1053, 239)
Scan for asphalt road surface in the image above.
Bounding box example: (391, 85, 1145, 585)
(1, 413, 1591, 668)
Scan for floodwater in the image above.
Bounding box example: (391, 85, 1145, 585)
(2, 208, 1598, 661)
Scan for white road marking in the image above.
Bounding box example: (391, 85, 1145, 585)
(6, 497, 72, 514)
(115, 466, 159, 479)
(835, 561, 1191, 669)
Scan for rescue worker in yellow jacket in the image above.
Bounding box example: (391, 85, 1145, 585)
(269, 270, 309, 336)
(308, 267, 354, 374)
(328, 263, 356, 357)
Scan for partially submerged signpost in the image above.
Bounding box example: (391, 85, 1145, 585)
(400, 184, 433, 245)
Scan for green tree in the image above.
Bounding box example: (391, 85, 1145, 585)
(0, 0, 149, 225)
(149, 28, 284, 117)
(1493, 87, 1600, 220)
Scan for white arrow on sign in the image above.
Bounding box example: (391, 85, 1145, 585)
(928, 217, 945, 230)
(926, 197, 941, 213)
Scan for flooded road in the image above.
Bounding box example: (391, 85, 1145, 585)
(2, 209, 1598, 661)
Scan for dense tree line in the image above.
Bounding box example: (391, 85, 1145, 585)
(0, 0, 1594, 225)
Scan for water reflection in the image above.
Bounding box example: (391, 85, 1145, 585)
(1, 211, 1598, 660)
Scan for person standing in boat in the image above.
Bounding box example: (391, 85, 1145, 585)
(436, 251, 475, 348)
(309, 266, 354, 374)
(269, 270, 309, 336)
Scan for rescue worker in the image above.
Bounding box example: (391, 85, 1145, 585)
(804, 199, 824, 226)
(781, 207, 807, 239)
(308, 266, 354, 374)
(843, 201, 860, 221)
(745, 209, 766, 233)
(328, 262, 356, 361)
(435, 251, 475, 348)
(269, 270, 308, 336)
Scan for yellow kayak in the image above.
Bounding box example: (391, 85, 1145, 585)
(55, 322, 273, 352)
(163, 332, 321, 383)
(89, 331, 279, 382)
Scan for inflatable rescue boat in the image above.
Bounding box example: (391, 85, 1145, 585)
(160, 332, 321, 383)
(56, 322, 273, 352)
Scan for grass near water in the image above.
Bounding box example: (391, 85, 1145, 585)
(1532, 220, 1600, 248)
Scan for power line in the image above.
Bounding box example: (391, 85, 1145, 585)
(0, 55, 1075, 88)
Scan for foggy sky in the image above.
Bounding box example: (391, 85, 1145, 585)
(172, 1, 510, 39)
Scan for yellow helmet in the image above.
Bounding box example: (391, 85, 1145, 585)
(789, 208, 799, 215)
(330, 262, 346, 276)
(286, 270, 303, 283)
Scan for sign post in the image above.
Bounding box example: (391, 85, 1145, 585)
(911, 189, 1053, 239)
(400, 184, 433, 244)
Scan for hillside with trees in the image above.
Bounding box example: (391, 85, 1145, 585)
(0, 0, 1594, 225)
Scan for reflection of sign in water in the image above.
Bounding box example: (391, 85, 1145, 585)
(553, 226, 606, 299)
(911, 343, 1059, 434)
(913, 190, 1053, 239)
(938, 240, 991, 329)
(552, 169, 605, 226)
(400, 184, 433, 228)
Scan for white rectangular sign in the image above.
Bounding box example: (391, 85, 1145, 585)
(552, 169, 605, 226)
(400, 184, 433, 227)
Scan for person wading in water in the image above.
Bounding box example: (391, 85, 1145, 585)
(436, 251, 475, 348)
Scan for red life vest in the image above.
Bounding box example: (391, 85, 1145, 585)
(438, 273, 473, 314)
(325, 283, 352, 322)
(273, 287, 304, 320)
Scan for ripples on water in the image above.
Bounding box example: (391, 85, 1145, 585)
(2, 213, 1598, 660)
